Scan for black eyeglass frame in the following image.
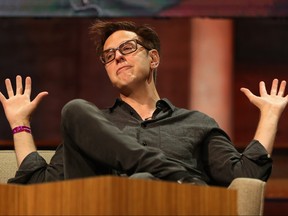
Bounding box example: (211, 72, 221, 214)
(100, 39, 151, 64)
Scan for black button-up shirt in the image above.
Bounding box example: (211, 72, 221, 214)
(8, 98, 272, 186)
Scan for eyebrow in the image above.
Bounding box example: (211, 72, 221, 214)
(104, 38, 138, 50)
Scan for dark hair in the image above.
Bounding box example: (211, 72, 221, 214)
(89, 20, 161, 56)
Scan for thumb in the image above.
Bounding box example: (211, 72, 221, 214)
(31, 91, 49, 108)
(0, 92, 7, 105)
(240, 87, 257, 104)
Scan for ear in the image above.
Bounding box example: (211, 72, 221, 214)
(149, 50, 160, 69)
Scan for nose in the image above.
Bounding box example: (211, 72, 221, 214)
(114, 49, 125, 63)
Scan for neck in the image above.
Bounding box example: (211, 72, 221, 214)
(120, 86, 160, 120)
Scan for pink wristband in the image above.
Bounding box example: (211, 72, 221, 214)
(12, 126, 31, 134)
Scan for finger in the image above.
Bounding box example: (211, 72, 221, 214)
(16, 75, 23, 95)
(259, 81, 268, 97)
(0, 91, 7, 104)
(270, 79, 279, 96)
(277, 80, 287, 97)
(5, 78, 14, 98)
(24, 76, 32, 96)
(31, 91, 49, 108)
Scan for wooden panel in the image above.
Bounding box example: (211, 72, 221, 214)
(0, 176, 237, 215)
(0, 184, 19, 215)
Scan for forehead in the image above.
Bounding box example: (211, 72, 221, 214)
(104, 30, 138, 49)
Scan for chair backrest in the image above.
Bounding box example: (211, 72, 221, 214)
(0, 150, 55, 184)
(228, 177, 266, 216)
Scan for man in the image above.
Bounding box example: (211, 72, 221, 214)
(0, 20, 287, 186)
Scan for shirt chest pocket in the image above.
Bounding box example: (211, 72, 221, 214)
(159, 127, 198, 162)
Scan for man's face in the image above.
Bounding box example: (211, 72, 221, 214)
(103, 30, 152, 93)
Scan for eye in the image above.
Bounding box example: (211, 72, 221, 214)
(121, 41, 136, 54)
(104, 50, 115, 61)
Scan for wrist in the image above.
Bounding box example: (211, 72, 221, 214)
(12, 126, 32, 135)
(261, 104, 285, 118)
(10, 121, 31, 130)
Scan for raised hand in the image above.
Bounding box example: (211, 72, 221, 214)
(241, 79, 288, 154)
(241, 79, 288, 119)
(0, 75, 48, 129)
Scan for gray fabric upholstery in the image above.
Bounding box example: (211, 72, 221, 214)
(0, 150, 54, 184)
(0, 150, 266, 215)
(228, 177, 266, 215)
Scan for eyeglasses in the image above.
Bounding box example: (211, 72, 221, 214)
(100, 39, 150, 64)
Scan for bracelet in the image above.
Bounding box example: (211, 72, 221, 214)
(12, 126, 31, 134)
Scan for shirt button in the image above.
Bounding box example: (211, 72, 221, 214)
(142, 142, 147, 146)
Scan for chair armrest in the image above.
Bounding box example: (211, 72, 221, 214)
(228, 178, 266, 216)
(0, 150, 55, 184)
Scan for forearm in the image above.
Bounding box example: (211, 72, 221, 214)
(253, 111, 279, 155)
(13, 129, 37, 166)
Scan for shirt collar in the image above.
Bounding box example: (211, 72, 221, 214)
(109, 98, 175, 113)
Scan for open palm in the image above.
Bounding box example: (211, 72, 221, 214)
(241, 79, 288, 117)
(0, 76, 48, 128)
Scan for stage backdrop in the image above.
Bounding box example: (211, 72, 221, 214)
(0, 0, 288, 18)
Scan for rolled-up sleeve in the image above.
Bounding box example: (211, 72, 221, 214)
(8, 144, 64, 184)
(204, 129, 272, 186)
